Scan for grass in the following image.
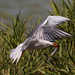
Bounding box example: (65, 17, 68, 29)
(0, 0, 75, 75)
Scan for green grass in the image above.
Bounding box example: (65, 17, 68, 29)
(0, 0, 75, 75)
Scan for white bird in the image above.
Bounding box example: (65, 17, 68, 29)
(10, 16, 71, 64)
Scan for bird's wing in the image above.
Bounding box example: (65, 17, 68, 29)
(32, 26, 71, 42)
(41, 16, 71, 27)
(29, 16, 71, 37)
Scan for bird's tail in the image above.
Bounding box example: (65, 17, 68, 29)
(10, 43, 24, 64)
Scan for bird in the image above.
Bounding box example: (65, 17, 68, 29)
(10, 16, 71, 64)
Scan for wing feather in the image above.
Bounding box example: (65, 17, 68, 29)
(29, 16, 71, 42)
(29, 16, 70, 37)
(45, 16, 71, 27)
(32, 25, 71, 42)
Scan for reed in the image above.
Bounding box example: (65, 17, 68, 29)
(0, 0, 75, 74)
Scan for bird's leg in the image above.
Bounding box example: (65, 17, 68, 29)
(50, 43, 59, 56)
(21, 50, 25, 56)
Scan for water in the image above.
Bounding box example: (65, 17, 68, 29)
(0, 0, 50, 19)
(0, 0, 72, 23)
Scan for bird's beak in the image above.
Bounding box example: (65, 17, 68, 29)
(52, 43, 59, 47)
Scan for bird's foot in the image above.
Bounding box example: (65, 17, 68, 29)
(21, 50, 25, 56)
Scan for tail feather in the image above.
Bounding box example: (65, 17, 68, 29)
(10, 43, 24, 64)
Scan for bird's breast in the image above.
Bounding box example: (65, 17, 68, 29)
(26, 39, 52, 50)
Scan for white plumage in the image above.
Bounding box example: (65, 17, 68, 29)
(10, 16, 71, 64)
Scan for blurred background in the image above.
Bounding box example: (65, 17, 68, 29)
(0, 0, 69, 20)
(0, 0, 75, 75)
(0, 0, 50, 19)
(0, 0, 72, 23)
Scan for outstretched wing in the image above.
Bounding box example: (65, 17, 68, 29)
(29, 16, 71, 42)
(32, 26, 71, 42)
(43, 16, 71, 27)
(29, 16, 71, 37)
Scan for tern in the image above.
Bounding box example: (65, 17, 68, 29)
(10, 16, 71, 64)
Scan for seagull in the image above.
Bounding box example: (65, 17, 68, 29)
(10, 16, 71, 64)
